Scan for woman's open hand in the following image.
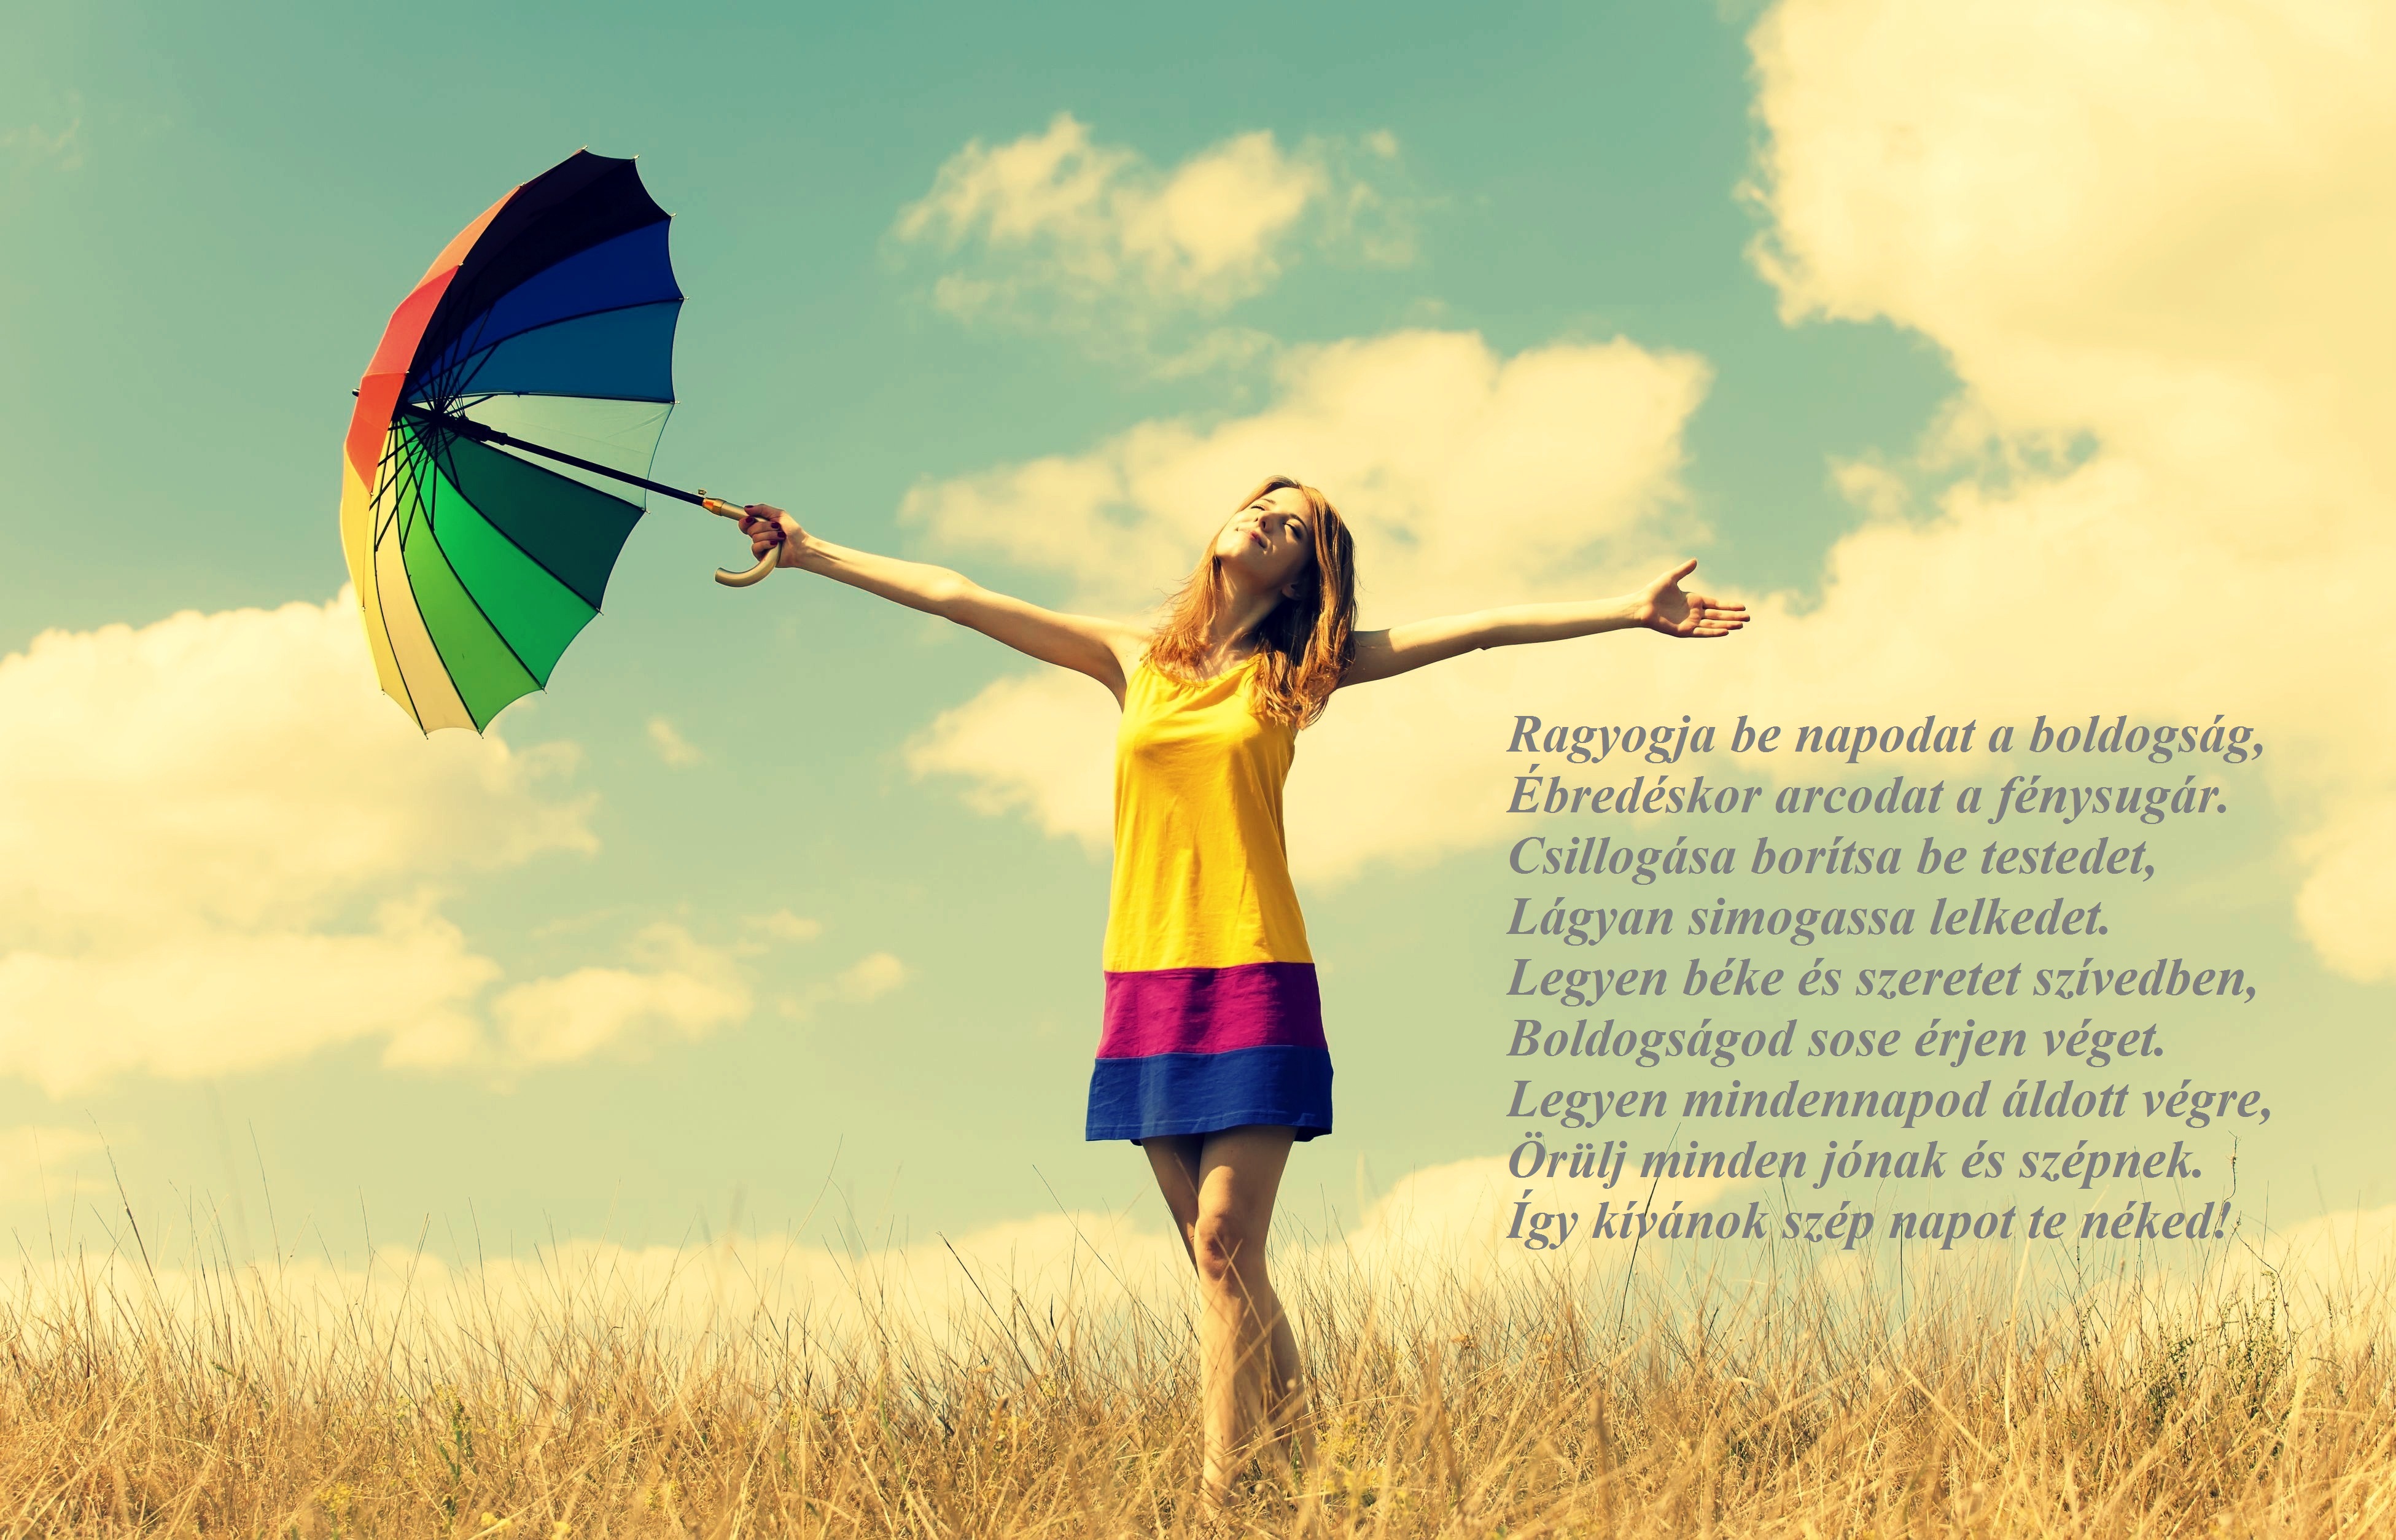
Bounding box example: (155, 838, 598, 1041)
(738, 504, 809, 569)
(1635, 559, 1749, 639)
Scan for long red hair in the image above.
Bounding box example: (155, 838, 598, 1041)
(1146, 476, 1358, 728)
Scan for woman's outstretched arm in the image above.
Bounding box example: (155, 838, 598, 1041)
(739, 505, 1147, 700)
(1340, 559, 1748, 689)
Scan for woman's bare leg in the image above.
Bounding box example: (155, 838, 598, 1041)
(1264, 1283, 1314, 1474)
(1143, 1126, 1302, 1506)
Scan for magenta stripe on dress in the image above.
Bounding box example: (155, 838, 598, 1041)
(1097, 962, 1324, 1058)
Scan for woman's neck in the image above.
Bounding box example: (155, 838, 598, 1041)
(1197, 583, 1283, 674)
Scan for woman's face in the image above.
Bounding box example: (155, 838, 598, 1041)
(1213, 485, 1316, 594)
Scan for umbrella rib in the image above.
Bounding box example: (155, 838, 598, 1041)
(474, 397, 685, 512)
(422, 425, 621, 610)
(374, 431, 436, 731)
(422, 279, 504, 408)
(370, 425, 412, 550)
(399, 404, 700, 509)
(369, 518, 429, 733)
(394, 436, 491, 725)
(442, 393, 675, 488)
(395, 425, 508, 725)
(421, 427, 576, 694)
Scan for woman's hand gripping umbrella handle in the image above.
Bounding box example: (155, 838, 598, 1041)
(698, 493, 780, 587)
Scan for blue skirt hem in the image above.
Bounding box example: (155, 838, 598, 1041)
(1086, 1044, 1333, 1144)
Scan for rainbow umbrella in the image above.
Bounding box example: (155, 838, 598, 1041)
(337, 150, 769, 735)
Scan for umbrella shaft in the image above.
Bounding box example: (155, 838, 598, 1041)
(397, 404, 707, 507)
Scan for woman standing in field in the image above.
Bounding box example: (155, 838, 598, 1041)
(738, 480, 1748, 1504)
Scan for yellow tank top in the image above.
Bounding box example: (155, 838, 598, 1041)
(1103, 655, 1313, 973)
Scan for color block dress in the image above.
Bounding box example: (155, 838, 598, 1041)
(1084, 655, 1334, 1143)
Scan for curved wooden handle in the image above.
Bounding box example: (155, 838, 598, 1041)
(699, 494, 779, 589)
(715, 549, 780, 587)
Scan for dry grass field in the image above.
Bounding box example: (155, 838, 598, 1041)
(3, 1229, 2390, 1539)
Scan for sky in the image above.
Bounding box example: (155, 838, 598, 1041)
(2, 0, 2390, 1291)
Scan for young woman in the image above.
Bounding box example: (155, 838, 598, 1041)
(737, 480, 1748, 1503)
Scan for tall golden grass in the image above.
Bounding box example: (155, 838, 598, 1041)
(2, 1224, 2390, 1538)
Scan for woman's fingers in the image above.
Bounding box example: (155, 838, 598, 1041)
(1651, 589, 1751, 637)
(1677, 592, 1750, 632)
(739, 506, 798, 562)
(737, 502, 809, 566)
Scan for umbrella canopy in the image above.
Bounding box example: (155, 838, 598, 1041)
(337, 150, 685, 733)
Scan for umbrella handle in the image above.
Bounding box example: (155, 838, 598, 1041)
(699, 494, 780, 588)
(715, 549, 780, 588)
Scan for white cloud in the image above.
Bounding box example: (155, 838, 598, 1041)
(0, 596, 593, 947)
(903, 327, 1714, 877)
(750, 910, 825, 946)
(645, 715, 704, 767)
(1319, 1154, 1741, 1278)
(832, 952, 908, 1004)
(909, 673, 1113, 849)
(1, 112, 82, 173)
(903, 329, 1705, 619)
(0, 596, 581, 1091)
(779, 950, 911, 1019)
(0, 597, 890, 1092)
(892, 113, 1413, 360)
(2247, 1202, 2396, 1302)
(488, 923, 750, 1068)
(905, 4, 2396, 983)
(0, 1149, 1756, 1355)
(9, 1164, 2379, 1389)
(1, 904, 500, 1091)
(0, 1126, 107, 1202)
(1740, 0, 2396, 978)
